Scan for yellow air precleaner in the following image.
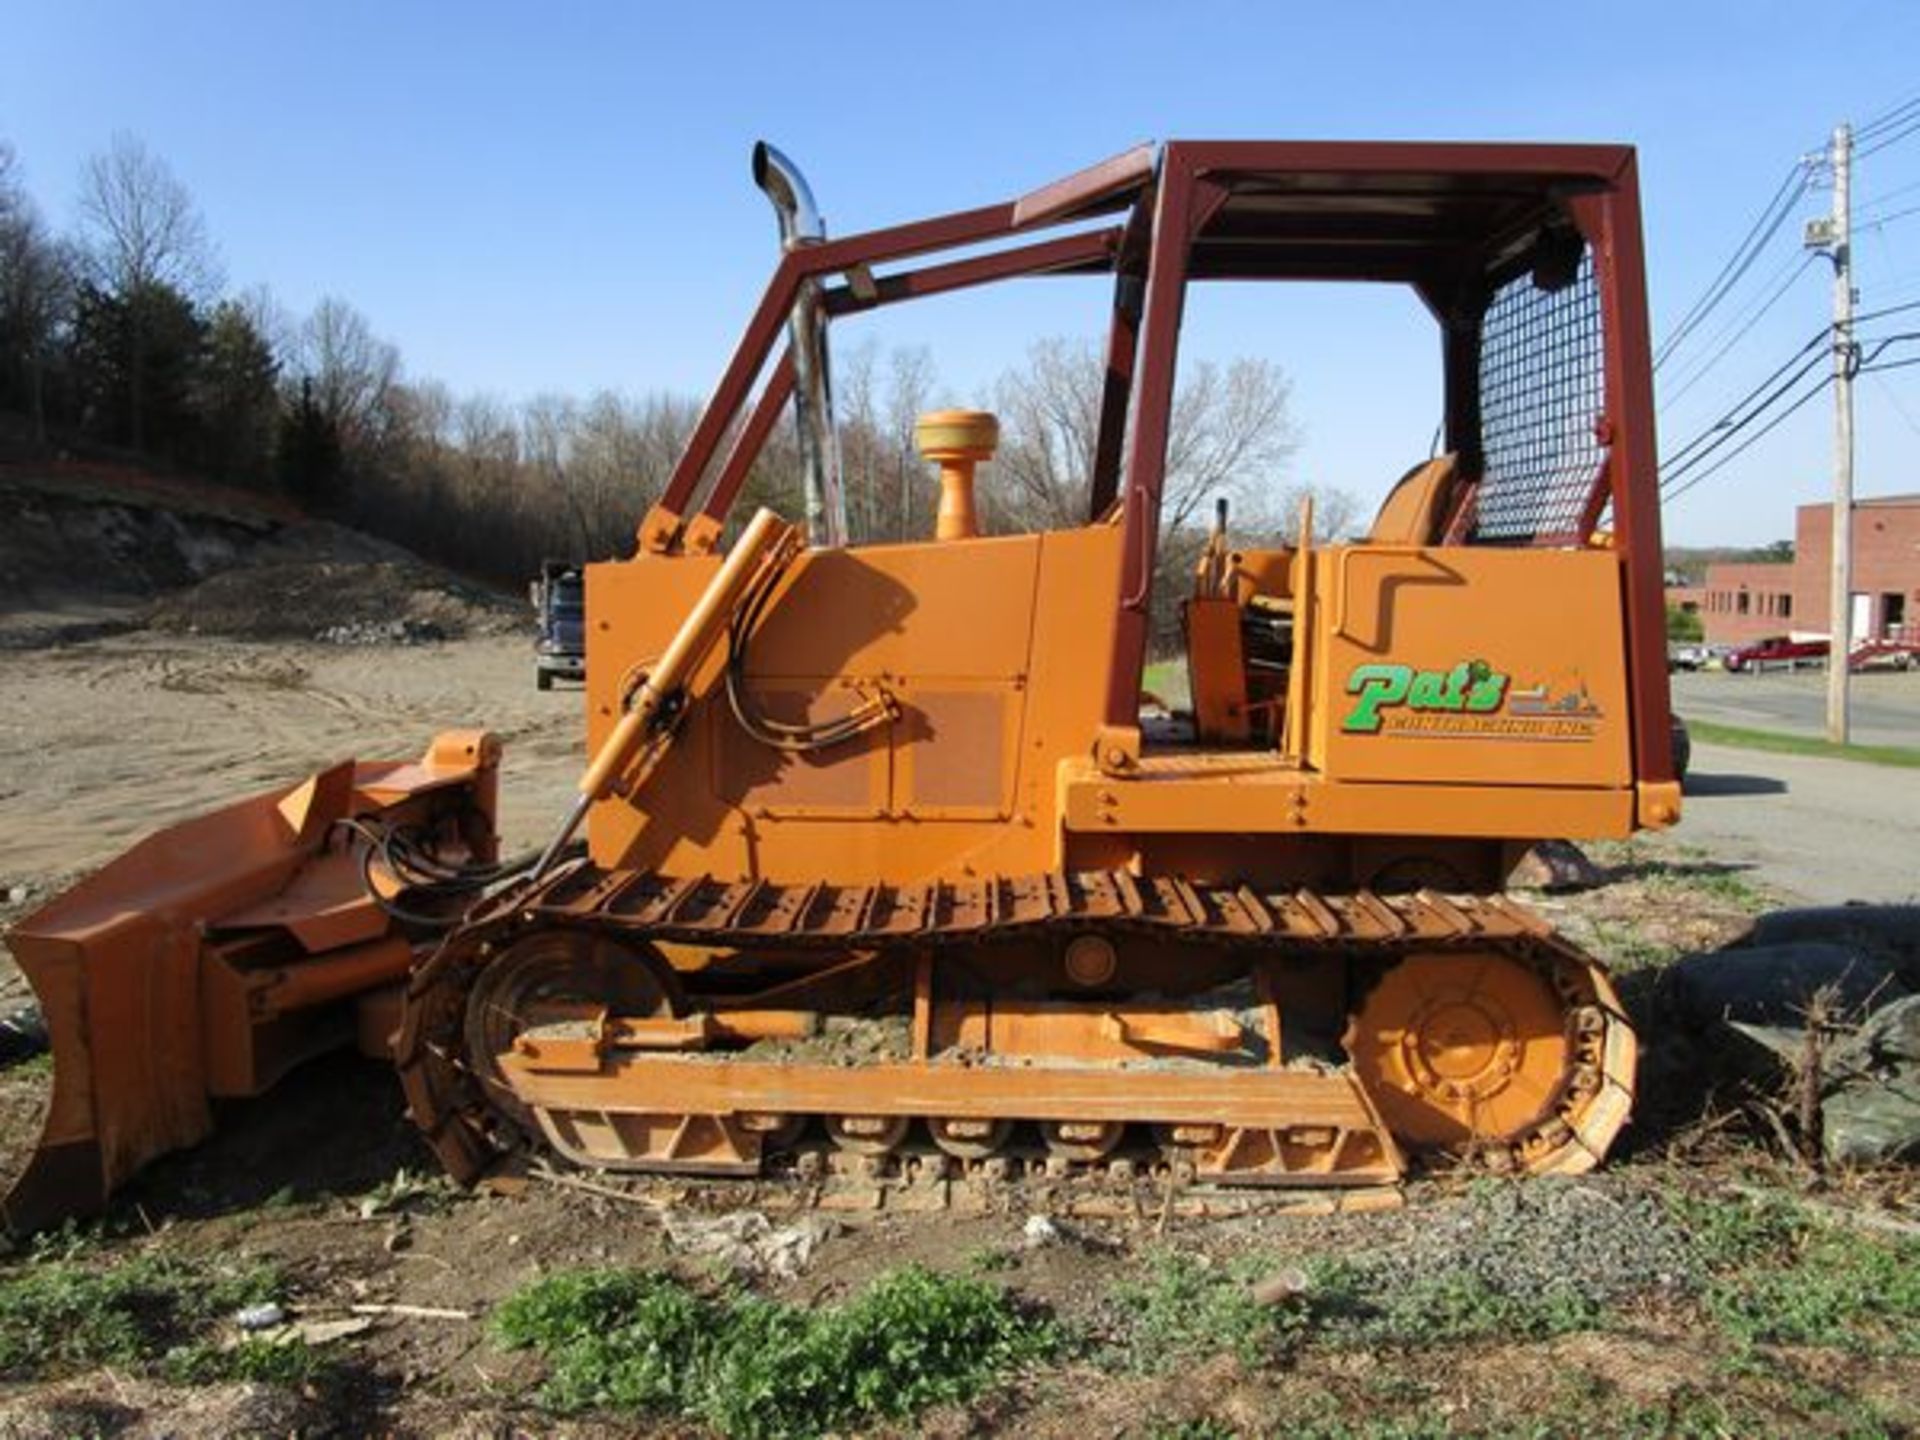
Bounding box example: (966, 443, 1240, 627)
(915, 409, 998, 541)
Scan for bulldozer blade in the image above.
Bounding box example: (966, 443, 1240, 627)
(2, 730, 499, 1235)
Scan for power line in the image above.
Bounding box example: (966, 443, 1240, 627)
(1658, 100, 1919, 513)
(1858, 177, 1920, 214)
(1660, 333, 1920, 508)
(1854, 297, 1920, 325)
(1858, 201, 1920, 231)
(1860, 115, 1920, 159)
(1660, 325, 1832, 477)
(1859, 330, 1920, 365)
(1871, 370, 1920, 438)
(1660, 352, 1827, 489)
(1662, 374, 1834, 503)
(1659, 252, 1817, 411)
(1860, 90, 1920, 138)
(1654, 162, 1812, 370)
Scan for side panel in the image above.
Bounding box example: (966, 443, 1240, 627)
(585, 526, 1122, 884)
(1309, 546, 1632, 788)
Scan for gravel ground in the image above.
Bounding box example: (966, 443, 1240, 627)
(1354, 1178, 1698, 1305)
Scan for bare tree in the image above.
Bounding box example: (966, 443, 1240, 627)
(989, 337, 1103, 530)
(985, 338, 1332, 649)
(0, 144, 71, 443)
(295, 296, 400, 452)
(985, 338, 1303, 537)
(0, 143, 21, 235)
(233, 283, 297, 373)
(1162, 357, 1298, 532)
(837, 336, 882, 542)
(76, 133, 219, 299)
(884, 345, 935, 540)
(1270, 481, 1362, 544)
(569, 389, 698, 555)
(75, 134, 220, 449)
(521, 392, 589, 557)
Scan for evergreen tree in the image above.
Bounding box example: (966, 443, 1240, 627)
(277, 375, 344, 510)
(194, 300, 278, 484)
(69, 278, 205, 457)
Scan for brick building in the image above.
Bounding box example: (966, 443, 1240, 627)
(1791, 494, 1920, 643)
(1691, 493, 1920, 648)
(1693, 562, 1796, 647)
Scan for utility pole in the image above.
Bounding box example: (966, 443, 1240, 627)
(1825, 121, 1855, 745)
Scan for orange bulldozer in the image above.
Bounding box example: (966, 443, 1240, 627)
(4, 138, 1678, 1233)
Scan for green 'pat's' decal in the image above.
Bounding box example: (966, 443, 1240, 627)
(1342, 660, 1507, 734)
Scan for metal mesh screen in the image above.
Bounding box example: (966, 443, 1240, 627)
(1471, 252, 1606, 543)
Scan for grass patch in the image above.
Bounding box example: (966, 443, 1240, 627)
(1669, 1188, 1920, 1353)
(3, 1051, 52, 1079)
(1584, 918, 1684, 973)
(0, 1245, 298, 1381)
(1142, 658, 1191, 710)
(1106, 1245, 1601, 1377)
(1634, 861, 1770, 913)
(1108, 1250, 1301, 1371)
(1587, 838, 1772, 914)
(492, 1263, 1055, 1438)
(1306, 1259, 1601, 1346)
(1685, 718, 1920, 769)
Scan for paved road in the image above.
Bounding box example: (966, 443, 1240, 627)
(1676, 742, 1919, 905)
(1672, 668, 1920, 749)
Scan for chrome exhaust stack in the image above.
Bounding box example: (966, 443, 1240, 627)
(752, 142, 847, 548)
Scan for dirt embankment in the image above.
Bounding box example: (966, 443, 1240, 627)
(0, 467, 520, 647)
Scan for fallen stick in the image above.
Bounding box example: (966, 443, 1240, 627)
(348, 1302, 472, 1322)
(530, 1163, 669, 1214)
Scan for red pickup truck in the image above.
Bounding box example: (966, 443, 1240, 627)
(1725, 636, 1919, 673)
(1723, 636, 1829, 673)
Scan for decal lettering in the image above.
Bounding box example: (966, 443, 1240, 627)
(1341, 658, 1597, 742)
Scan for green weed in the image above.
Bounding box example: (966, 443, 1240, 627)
(1584, 919, 1682, 972)
(1145, 1420, 1241, 1440)
(1107, 1249, 1303, 1371)
(492, 1262, 1056, 1438)
(164, 1333, 317, 1385)
(0, 1249, 286, 1379)
(1589, 838, 1771, 914)
(1306, 1259, 1600, 1346)
(1668, 1189, 1920, 1353)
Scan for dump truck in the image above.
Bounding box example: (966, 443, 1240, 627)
(531, 560, 587, 690)
(4, 139, 1678, 1233)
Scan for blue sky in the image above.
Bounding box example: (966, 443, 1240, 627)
(5, 1, 1919, 545)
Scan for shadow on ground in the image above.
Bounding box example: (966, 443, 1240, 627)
(1682, 771, 1788, 797)
(114, 1050, 432, 1225)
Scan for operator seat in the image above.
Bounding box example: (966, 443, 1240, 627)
(1368, 453, 1459, 545)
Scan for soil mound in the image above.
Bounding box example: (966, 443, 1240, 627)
(147, 555, 520, 643)
(1, 470, 523, 645)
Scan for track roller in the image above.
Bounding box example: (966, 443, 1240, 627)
(1041, 1120, 1125, 1161)
(825, 1115, 909, 1155)
(928, 1117, 1013, 1159)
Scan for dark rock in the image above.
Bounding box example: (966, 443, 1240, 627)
(1736, 906, 1920, 989)
(0, 1004, 46, 1068)
(1822, 996, 1920, 1165)
(1671, 942, 1907, 1031)
(1511, 839, 1605, 892)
